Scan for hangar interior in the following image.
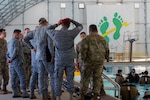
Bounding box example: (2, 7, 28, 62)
(1, 0, 150, 100)
(1, 0, 150, 62)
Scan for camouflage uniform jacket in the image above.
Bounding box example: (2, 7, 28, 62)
(7, 38, 24, 63)
(20, 40, 31, 64)
(0, 38, 7, 62)
(81, 32, 109, 65)
(23, 27, 54, 61)
(76, 40, 82, 64)
(47, 20, 83, 62)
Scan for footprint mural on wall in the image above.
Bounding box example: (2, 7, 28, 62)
(98, 12, 130, 43)
(113, 12, 124, 40)
(98, 16, 110, 43)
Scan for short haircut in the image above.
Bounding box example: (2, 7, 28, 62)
(118, 69, 122, 73)
(0, 29, 6, 34)
(39, 17, 47, 24)
(131, 69, 135, 73)
(80, 32, 86, 35)
(24, 28, 30, 30)
(13, 29, 21, 34)
(89, 24, 98, 32)
(144, 71, 148, 75)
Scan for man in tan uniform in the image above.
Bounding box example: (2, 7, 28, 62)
(139, 70, 150, 84)
(120, 80, 139, 100)
(115, 69, 124, 85)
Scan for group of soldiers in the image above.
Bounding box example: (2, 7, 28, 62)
(0, 17, 84, 100)
(0, 17, 110, 100)
(0, 28, 32, 97)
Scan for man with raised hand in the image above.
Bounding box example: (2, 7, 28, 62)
(47, 18, 83, 100)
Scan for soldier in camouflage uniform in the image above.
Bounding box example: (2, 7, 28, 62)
(23, 18, 55, 100)
(28, 26, 39, 99)
(29, 36, 38, 99)
(0, 29, 11, 94)
(79, 24, 109, 100)
(47, 18, 83, 100)
(76, 32, 86, 83)
(0, 62, 2, 93)
(24, 28, 30, 36)
(7, 29, 29, 98)
(14, 33, 31, 95)
(21, 28, 32, 91)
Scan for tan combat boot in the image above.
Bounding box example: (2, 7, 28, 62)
(30, 91, 36, 99)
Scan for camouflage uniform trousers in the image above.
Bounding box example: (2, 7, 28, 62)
(9, 61, 27, 91)
(80, 63, 104, 94)
(30, 65, 38, 92)
(37, 60, 49, 95)
(54, 60, 75, 96)
(0, 63, 2, 88)
(78, 62, 84, 84)
(30, 50, 38, 92)
(30, 56, 38, 92)
(24, 55, 31, 89)
(0, 61, 9, 89)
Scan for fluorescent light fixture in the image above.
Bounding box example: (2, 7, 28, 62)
(78, 3, 85, 9)
(98, 2, 103, 5)
(134, 3, 140, 8)
(116, 2, 122, 5)
(60, 3, 66, 8)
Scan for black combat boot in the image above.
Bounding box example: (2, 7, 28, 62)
(2, 84, 12, 94)
(12, 89, 22, 98)
(30, 91, 36, 99)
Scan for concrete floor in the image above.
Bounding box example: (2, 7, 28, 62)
(0, 90, 80, 100)
(0, 77, 119, 100)
(0, 84, 119, 100)
(0, 86, 79, 100)
(0, 92, 119, 100)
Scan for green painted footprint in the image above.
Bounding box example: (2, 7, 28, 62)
(98, 16, 109, 43)
(113, 12, 124, 40)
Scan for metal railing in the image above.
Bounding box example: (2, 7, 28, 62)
(102, 73, 121, 99)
